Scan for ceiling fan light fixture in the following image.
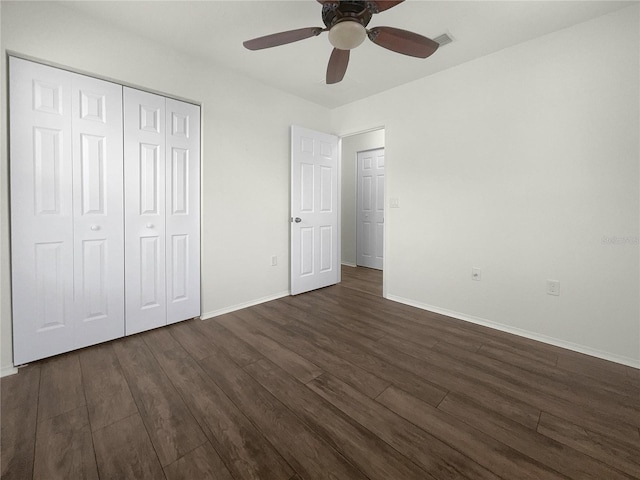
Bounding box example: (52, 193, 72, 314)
(328, 20, 366, 50)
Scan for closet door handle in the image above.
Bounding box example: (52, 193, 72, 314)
(90, 225, 100, 231)
(146, 223, 154, 229)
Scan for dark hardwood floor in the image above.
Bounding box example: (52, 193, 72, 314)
(340, 265, 382, 296)
(2, 266, 639, 480)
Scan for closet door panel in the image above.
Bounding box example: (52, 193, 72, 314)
(10, 58, 75, 364)
(124, 87, 167, 335)
(72, 74, 125, 347)
(165, 99, 200, 324)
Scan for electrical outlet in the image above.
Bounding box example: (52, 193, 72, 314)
(389, 197, 400, 208)
(547, 279, 560, 296)
(271, 255, 277, 266)
(472, 268, 482, 281)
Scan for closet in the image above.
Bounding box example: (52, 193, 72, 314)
(9, 57, 200, 365)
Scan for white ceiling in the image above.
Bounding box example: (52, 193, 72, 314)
(60, 0, 633, 108)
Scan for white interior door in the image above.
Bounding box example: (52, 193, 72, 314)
(356, 148, 385, 270)
(10, 58, 75, 364)
(165, 98, 200, 324)
(124, 87, 167, 334)
(291, 125, 339, 295)
(72, 71, 125, 347)
(10, 57, 125, 364)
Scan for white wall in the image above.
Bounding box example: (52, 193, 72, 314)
(341, 129, 385, 266)
(332, 6, 640, 366)
(0, 1, 332, 374)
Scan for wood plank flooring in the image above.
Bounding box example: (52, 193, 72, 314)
(2, 265, 639, 480)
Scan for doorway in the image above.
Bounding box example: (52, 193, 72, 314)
(340, 128, 385, 294)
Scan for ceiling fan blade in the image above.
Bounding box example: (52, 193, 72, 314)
(368, 26, 439, 58)
(368, 1, 405, 13)
(326, 48, 350, 84)
(243, 27, 324, 50)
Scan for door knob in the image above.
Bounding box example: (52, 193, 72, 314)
(294, 217, 302, 223)
(90, 225, 100, 231)
(146, 223, 154, 229)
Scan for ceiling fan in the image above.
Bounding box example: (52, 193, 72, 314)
(243, 0, 439, 84)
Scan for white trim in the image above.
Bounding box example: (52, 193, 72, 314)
(387, 294, 640, 369)
(340, 126, 385, 138)
(201, 291, 290, 320)
(337, 136, 342, 284)
(1, 366, 19, 378)
(341, 262, 357, 267)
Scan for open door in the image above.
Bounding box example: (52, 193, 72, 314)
(290, 125, 339, 295)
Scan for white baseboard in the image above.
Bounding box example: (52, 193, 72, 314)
(1, 365, 18, 378)
(386, 294, 640, 369)
(201, 290, 290, 320)
(341, 262, 357, 267)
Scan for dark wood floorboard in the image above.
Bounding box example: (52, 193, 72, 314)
(145, 339, 294, 480)
(238, 304, 390, 398)
(340, 265, 382, 296)
(376, 385, 565, 480)
(37, 353, 85, 422)
(244, 358, 432, 480)
(112, 335, 207, 467)
(537, 412, 640, 478)
(307, 373, 501, 480)
(189, 316, 264, 366)
(92, 414, 164, 480)
(1, 365, 40, 480)
(162, 442, 234, 480)
(2, 265, 639, 480)
(198, 348, 370, 480)
(79, 343, 138, 432)
(437, 392, 635, 480)
(33, 405, 98, 480)
(219, 312, 324, 383)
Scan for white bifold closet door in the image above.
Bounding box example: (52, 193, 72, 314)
(124, 87, 200, 335)
(165, 98, 201, 325)
(10, 57, 124, 365)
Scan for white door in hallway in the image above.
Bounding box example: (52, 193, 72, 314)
(290, 125, 339, 295)
(356, 148, 384, 270)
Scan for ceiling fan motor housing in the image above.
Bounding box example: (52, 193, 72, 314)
(322, 1, 373, 29)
